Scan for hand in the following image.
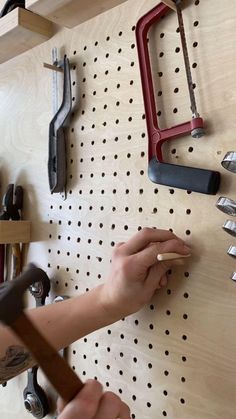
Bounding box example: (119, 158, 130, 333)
(101, 228, 191, 319)
(57, 379, 131, 419)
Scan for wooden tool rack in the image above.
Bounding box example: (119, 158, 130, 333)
(0, 0, 236, 418)
(0, 221, 30, 244)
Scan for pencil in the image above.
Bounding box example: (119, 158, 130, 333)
(157, 253, 191, 261)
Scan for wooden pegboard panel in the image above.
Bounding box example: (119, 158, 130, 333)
(0, 1, 236, 418)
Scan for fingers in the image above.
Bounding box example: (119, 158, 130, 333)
(93, 392, 131, 419)
(132, 239, 191, 269)
(159, 273, 168, 287)
(120, 228, 179, 255)
(57, 380, 103, 419)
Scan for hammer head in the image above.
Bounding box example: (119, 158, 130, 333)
(0, 265, 50, 326)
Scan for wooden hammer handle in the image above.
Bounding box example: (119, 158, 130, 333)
(11, 311, 83, 403)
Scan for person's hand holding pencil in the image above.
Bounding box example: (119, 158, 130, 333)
(100, 228, 191, 320)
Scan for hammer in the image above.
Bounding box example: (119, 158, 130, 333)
(0, 264, 83, 403)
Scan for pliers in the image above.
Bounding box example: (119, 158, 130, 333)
(0, 184, 23, 282)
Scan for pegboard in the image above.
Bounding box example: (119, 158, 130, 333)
(0, 0, 236, 418)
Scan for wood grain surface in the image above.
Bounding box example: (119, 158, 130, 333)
(26, 0, 128, 28)
(0, 7, 53, 64)
(0, 0, 236, 418)
(0, 221, 31, 244)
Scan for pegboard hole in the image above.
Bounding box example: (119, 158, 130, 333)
(194, 20, 199, 26)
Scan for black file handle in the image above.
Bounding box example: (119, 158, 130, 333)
(148, 157, 221, 195)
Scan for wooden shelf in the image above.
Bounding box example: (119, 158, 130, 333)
(26, 0, 128, 28)
(0, 7, 53, 64)
(0, 221, 31, 244)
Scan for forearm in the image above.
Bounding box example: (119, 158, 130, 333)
(0, 284, 118, 384)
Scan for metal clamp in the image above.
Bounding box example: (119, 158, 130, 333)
(221, 151, 236, 173)
(231, 272, 236, 281)
(222, 220, 236, 236)
(227, 245, 236, 258)
(216, 197, 236, 216)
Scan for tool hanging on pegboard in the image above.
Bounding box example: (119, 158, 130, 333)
(216, 149, 236, 272)
(45, 49, 72, 199)
(0, 184, 23, 283)
(23, 275, 51, 418)
(136, 0, 221, 194)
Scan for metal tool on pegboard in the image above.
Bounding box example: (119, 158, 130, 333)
(136, 1, 221, 194)
(221, 151, 236, 173)
(0, 184, 23, 283)
(222, 220, 236, 237)
(45, 50, 72, 199)
(23, 275, 51, 418)
(216, 197, 236, 216)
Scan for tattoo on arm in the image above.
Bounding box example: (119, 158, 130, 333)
(0, 346, 34, 384)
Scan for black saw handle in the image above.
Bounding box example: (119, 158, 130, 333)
(148, 157, 221, 195)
